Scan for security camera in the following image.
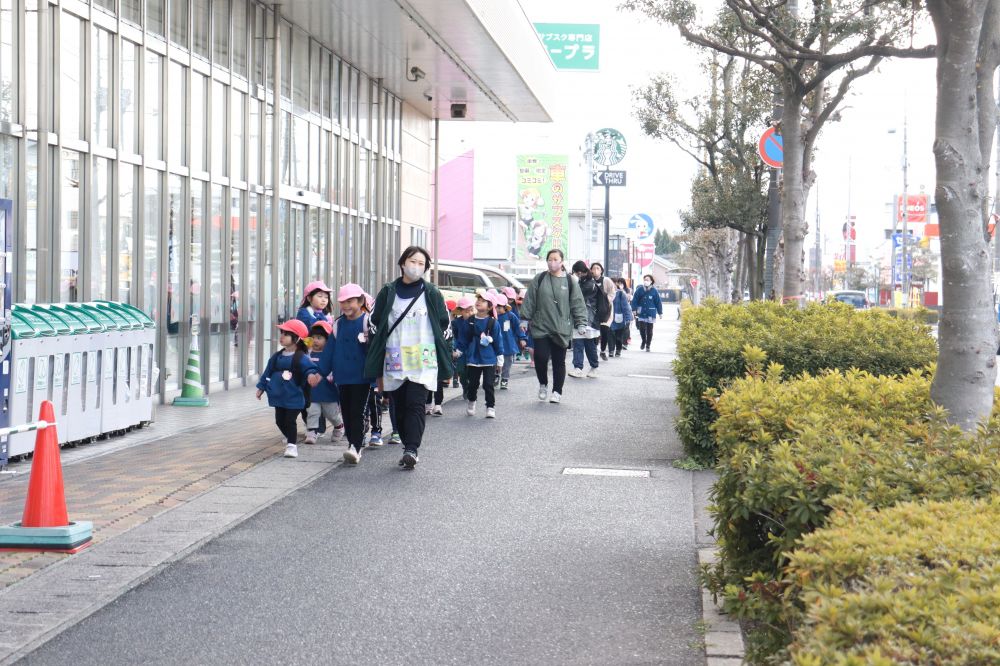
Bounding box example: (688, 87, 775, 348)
(407, 66, 426, 82)
(297, 190, 305, 197)
(450, 103, 467, 119)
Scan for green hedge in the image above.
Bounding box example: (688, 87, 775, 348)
(674, 301, 936, 464)
(785, 498, 1000, 665)
(704, 355, 1000, 661)
(884, 306, 940, 325)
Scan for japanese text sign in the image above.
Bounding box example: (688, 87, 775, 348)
(534, 23, 600, 71)
(516, 155, 570, 263)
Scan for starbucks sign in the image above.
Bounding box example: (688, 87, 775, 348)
(593, 128, 627, 166)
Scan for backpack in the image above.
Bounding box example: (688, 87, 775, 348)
(267, 348, 310, 407)
(595, 279, 611, 323)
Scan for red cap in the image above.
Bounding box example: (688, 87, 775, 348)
(310, 320, 333, 335)
(277, 320, 309, 339)
(446, 299, 458, 311)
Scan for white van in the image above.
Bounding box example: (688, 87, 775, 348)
(432, 261, 524, 301)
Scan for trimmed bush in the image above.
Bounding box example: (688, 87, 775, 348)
(674, 300, 936, 463)
(785, 497, 1000, 665)
(884, 306, 940, 326)
(704, 356, 1000, 661)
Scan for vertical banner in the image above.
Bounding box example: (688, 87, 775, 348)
(516, 155, 569, 262)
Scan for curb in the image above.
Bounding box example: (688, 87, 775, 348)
(698, 547, 746, 665)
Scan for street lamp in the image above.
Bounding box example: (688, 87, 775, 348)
(888, 118, 911, 308)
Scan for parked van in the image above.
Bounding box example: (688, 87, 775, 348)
(432, 261, 524, 301)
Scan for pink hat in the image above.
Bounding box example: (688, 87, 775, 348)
(301, 280, 333, 306)
(337, 283, 365, 302)
(495, 294, 509, 307)
(277, 319, 309, 339)
(457, 295, 476, 309)
(486, 288, 498, 298)
(501, 287, 517, 300)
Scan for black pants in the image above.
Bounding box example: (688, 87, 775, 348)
(638, 321, 654, 348)
(532, 335, 567, 394)
(391, 380, 429, 453)
(339, 384, 371, 451)
(611, 328, 627, 355)
(466, 366, 496, 408)
(599, 324, 612, 353)
(425, 381, 446, 406)
(367, 388, 383, 434)
(274, 407, 299, 445)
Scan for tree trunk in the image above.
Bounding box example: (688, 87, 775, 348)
(732, 231, 744, 302)
(781, 87, 808, 301)
(928, 0, 999, 431)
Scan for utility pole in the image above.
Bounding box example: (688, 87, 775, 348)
(603, 166, 611, 268)
(901, 109, 910, 307)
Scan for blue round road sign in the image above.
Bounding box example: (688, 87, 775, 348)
(758, 127, 783, 169)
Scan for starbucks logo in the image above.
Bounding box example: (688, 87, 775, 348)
(593, 128, 627, 166)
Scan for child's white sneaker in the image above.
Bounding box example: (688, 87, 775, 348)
(283, 443, 298, 458)
(466, 401, 476, 416)
(304, 431, 318, 445)
(485, 407, 496, 419)
(331, 424, 345, 441)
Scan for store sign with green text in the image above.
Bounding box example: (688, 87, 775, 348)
(534, 23, 600, 71)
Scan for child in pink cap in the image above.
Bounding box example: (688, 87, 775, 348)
(454, 292, 503, 418)
(297, 281, 334, 329)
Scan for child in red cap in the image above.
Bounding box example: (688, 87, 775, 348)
(257, 320, 321, 458)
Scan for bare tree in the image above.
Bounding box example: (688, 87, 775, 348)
(926, 0, 1000, 430)
(622, 0, 935, 300)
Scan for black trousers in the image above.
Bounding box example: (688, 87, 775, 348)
(339, 384, 371, 450)
(466, 366, 496, 408)
(367, 388, 383, 434)
(611, 328, 628, 355)
(532, 335, 567, 394)
(599, 324, 612, 352)
(274, 407, 299, 445)
(638, 321, 654, 348)
(425, 381, 446, 406)
(391, 380, 429, 452)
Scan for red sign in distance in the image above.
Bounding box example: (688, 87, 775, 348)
(690, 277, 699, 288)
(636, 243, 655, 269)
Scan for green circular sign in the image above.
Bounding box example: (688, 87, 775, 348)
(593, 128, 627, 166)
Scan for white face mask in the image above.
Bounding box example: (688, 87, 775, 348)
(403, 264, 425, 280)
(644, 280, 653, 287)
(547, 260, 563, 273)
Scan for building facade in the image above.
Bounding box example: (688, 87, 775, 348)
(2, 0, 552, 400)
(475, 207, 607, 276)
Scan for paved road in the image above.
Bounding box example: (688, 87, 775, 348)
(23, 319, 701, 666)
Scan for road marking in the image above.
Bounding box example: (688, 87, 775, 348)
(562, 468, 650, 478)
(627, 374, 672, 380)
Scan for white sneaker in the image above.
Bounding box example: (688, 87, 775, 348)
(549, 391, 561, 404)
(538, 385, 548, 401)
(486, 407, 496, 419)
(331, 424, 345, 441)
(343, 447, 361, 464)
(432, 405, 443, 416)
(466, 401, 476, 416)
(425, 404, 433, 415)
(586, 367, 599, 378)
(283, 443, 298, 458)
(304, 431, 318, 445)
(568, 368, 585, 378)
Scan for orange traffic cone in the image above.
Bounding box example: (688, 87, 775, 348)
(0, 401, 92, 552)
(21, 400, 68, 528)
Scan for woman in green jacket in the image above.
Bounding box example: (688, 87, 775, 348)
(364, 246, 454, 469)
(518, 248, 588, 404)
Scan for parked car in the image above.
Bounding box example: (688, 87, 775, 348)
(431, 261, 525, 302)
(827, 290, 871, 309)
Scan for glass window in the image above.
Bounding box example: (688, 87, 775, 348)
(213, 0, 230, 67)
(119, 164, 137, 303)
(339, 137, 349, 207)
(358, 148, 367, 212)
(92, 28, 112, 147)
(0, 0, 15, 123)
(145, 51, 162, 159)
(308, 207, 319, 279)
(279, 110, 290, 186)
(264, 106, 272, 186)
(91, 157, 111, 300)
(25, 8, 37, 128)
(121, 40, 139, 154)
(257, 8, 268, 90)
(147, 0, 164, 36)
(321, 129, 330, 199)
(309, 123, 319, 193)
(232, 0, 248, 77)
(329, 138, 338, 202)
(248, 99, 259, 183)
(61, 150, 82, 302)
(192, 0, 209, 59)
(229, 190, 242, 379)
(190, 181, 204, 325)
(0, 134, 15, 202)
(191, 73, 207, 171)
(94, 0, 114, 12)
(331, 57, 341, 124)
(246, 193, 257, 374)
(340, 65, 350, 129)
(351, 69, 360, 131)
(142, 171, 160, 391)
(320, 51, 330, 120)
(293, 115, 308, 189)
(61, 14, 83, 140)
(280, 21, 291, 99)
(210, 184, 225, 381)
(231, 90, 244, 181)
(166, 174, 183, 391)
(310, 42, 321, 115)
(122, 0, 142, 25)
(276, 200, 287, 320)
(170, 0, 188, 48)
(211, 80, 227, 175)
(358, 74, 369, 140)
(292, 30, 308, 109)
(26, 140, 37, 303)
(168, 61, 187, 165)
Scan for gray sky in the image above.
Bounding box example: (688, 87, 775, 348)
(440, 0, 940, 266)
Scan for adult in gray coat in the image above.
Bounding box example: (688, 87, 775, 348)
(519, 248, 588, 404)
